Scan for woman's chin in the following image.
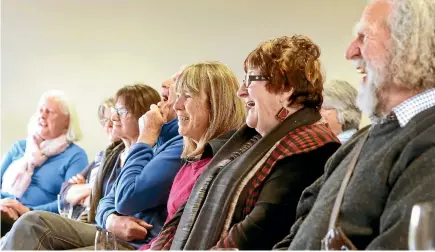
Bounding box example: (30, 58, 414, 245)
(246, 118, 257, 129)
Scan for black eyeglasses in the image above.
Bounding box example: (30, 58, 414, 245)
(243, 75, 271, 88)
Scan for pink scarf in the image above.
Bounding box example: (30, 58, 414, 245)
(2, 134, 70, 198)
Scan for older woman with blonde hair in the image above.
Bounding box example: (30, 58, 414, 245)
(0, 90, 88, 236)
(150, 36, 341, 250)
(0, 83, 183, 250)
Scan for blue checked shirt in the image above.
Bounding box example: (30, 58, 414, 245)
(372, 88, 435, 127)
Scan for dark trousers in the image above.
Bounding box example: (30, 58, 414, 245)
(1, 212, 15, 237)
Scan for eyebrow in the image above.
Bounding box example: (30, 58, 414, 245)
(353, 21, 365, 37)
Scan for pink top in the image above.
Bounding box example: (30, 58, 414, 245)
(165, 157, 212, 222)
(140, 157, 212, 250)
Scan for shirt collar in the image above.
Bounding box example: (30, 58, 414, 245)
(337, 129, 357, 143)
(370, 88, 435, 128)
(392, 88, 435, 127)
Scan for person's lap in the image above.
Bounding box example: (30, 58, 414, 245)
(0, 210, 97, 250)
(72, 241, 136, 250)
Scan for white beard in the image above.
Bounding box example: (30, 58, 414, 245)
(356, 63, 384, 117)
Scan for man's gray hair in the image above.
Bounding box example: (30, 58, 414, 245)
(30, 90, 83, 142)
(386, 0, 435, 90)
(323, 80, 362, 131)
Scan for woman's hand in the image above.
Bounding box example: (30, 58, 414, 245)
(0, 199, 30, 216)
(137, 104, 164, 146)
(0, 205, 19, 221)
(106, 214, 153, 241)
(65, 184, 92, 205)
(68, 174, 86, 184)
(82, 195, 91, 207)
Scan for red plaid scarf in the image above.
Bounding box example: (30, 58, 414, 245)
(146, 123, 338, 250)
(212, 123, 338, 249)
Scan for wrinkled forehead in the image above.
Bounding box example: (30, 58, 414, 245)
(39, 97, 62, 111)
(353, 0, 392, 36)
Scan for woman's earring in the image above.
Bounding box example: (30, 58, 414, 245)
(275, 107, 289, 121)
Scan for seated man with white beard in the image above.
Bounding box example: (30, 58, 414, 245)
(273, 0, 435, 250)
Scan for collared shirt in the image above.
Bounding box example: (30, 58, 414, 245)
(337, 129, 357, 143)
(372, 88, 435, 127)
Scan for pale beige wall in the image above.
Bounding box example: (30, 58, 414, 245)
(1, 0, 368, 158)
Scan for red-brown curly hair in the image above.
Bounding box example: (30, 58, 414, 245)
(244, 35, 324, 111)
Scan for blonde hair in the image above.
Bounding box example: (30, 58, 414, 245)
(176, 61, 246, 159)
(97, 97, 115, 125)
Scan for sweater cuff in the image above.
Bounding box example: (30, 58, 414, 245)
(101, 209, 117, 229)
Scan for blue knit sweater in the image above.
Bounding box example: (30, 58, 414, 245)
(0, 140, 88, 212)
(95, 118, 183, 248)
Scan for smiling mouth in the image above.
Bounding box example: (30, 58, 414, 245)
(162, 95, 169, 102)
(246, 101, 255, 108)
(178, 116, 189, 121)
(354, 60, 367, 80)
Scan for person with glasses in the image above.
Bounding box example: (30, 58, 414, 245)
(150, 36, 341, 250)
(0, 83, 184, 250)
(59, 98, 120, 221)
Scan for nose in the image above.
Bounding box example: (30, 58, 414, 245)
(345, 39, 361, 60)
(237, 82, 248, 98)
(173, 96, 184, 112)
(110, 111, 119, 122)
(106, 118, 113, 127)
(40, 108, 48, 119)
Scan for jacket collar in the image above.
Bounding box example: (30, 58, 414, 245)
(201, 130, 236, 159)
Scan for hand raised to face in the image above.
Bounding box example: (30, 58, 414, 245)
(137, 104, 164, 146)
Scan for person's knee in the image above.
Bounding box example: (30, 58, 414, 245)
(16, 211, 43, 224)
(2, 211, 51, 250)
(10, 210, 51, 234)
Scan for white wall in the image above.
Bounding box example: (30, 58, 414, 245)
(1, 0, 367, 158)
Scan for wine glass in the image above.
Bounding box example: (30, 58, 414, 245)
(409, 201, 435, 250)
(57, 194, 72, 219)
(95, 227, 118, 250)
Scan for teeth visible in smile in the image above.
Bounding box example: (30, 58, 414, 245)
(356, 68, 366, 74)
(179, 116, 189, 121)
(353, 59, 367, 76)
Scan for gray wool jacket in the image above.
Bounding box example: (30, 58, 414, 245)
(274, 105, 435, 250)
